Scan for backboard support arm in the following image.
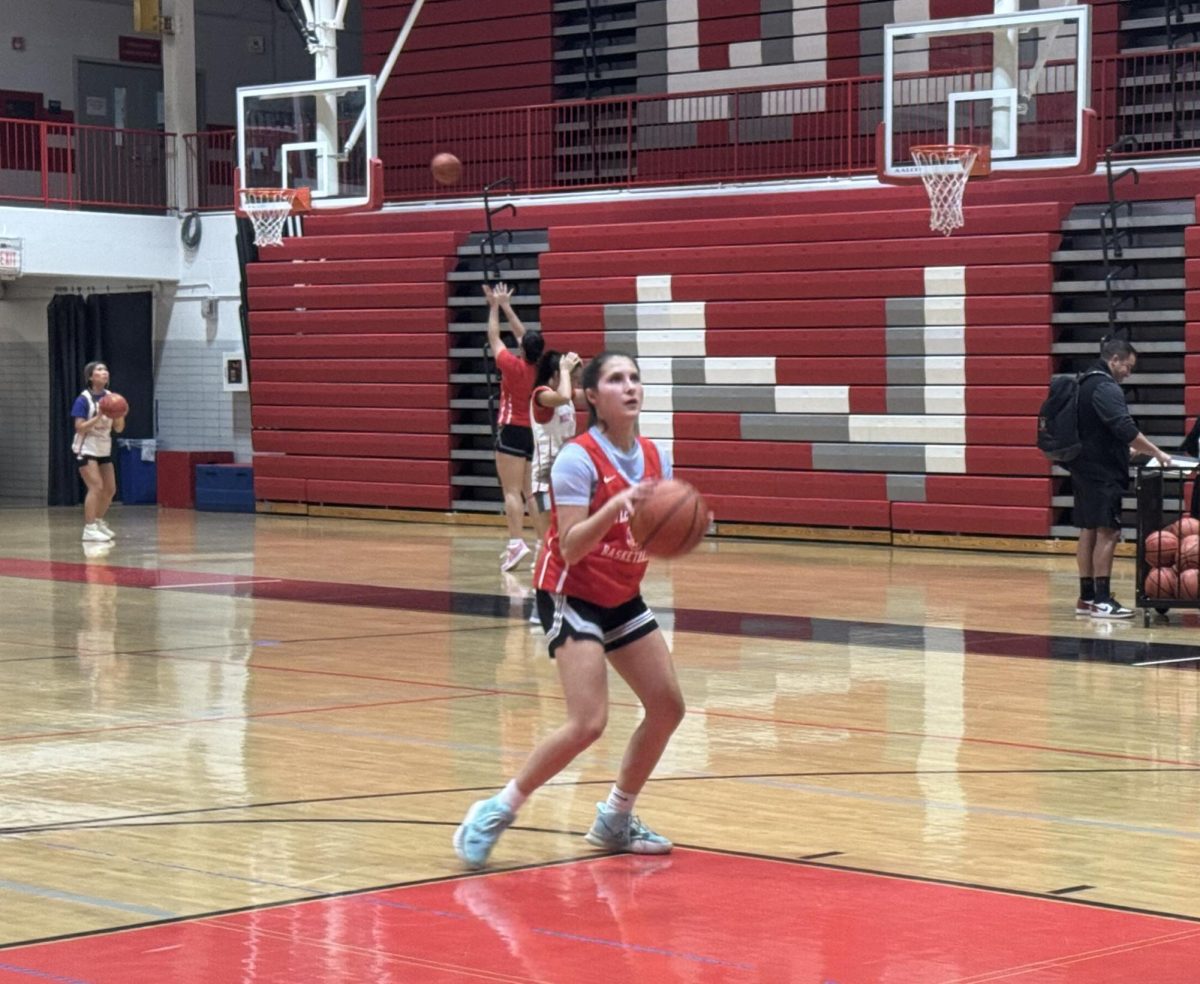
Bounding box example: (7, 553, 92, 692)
(342, 0, 426, 158)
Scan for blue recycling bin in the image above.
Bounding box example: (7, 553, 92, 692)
(118, 439, 157, 504)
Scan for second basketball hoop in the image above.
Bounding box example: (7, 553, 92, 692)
(910, 144, 987, 236)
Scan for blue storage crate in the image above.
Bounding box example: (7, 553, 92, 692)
(118, 441, 157, 504)
(195, 464, 255, 513)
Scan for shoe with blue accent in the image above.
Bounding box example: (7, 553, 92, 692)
(584, 801, 673, 854)
(453, 796, 515, 869)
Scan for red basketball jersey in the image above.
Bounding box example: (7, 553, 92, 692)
(534, 432, 663, 607)
(495, 348, 536, 427)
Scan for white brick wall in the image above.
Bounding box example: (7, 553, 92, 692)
(0, 298, 51, 501)
(0, 209, 251, 505)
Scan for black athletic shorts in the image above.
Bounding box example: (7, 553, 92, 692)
(1072, 477, 1125, 531)
(534, 590, 658, 658)
(76, 454, 113, 467)
(496, 423, 534, 460)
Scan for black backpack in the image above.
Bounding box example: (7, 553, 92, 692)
(1036, 370, 1107, 462)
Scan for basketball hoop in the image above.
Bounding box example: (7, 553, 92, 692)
(238, 186, 312, 247)
(910, 144, 981, 236)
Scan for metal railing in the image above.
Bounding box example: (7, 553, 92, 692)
(0, 118, 175, 212)
(184, 128, 237, 212)
(9, 45, 1200, 215)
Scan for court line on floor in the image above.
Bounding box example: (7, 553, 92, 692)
(4, 766, 1195, 837)
(0, 692, 497, 744)
(0, 621, 514, 665)
(149, 578, 283, 589)
(3, 844, 1198, 961)
(2, 555, 1194, 669)
(4, 659, 1197, 769)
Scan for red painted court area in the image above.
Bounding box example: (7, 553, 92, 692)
(3, 850, 1198, 983)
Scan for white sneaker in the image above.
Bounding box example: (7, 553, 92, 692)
(500, 540, 531, 572)
(82, 523, 111, 542)
(96, 519, 114, 538)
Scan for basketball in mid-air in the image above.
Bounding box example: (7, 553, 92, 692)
(431, 152, 462, 186)
(99, 392, 129, 419)
(629, 479, 710, 558)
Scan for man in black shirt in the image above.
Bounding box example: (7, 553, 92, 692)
(1071, 337, 1172, 618)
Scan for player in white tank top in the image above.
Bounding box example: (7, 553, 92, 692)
(528, 351, 582, 549)
(72, 361, 125, 542)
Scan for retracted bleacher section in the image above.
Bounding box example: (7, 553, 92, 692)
(246, 225, 464, 511)
(539, 200, 1064, 540)
(241, 176, 1199, 545)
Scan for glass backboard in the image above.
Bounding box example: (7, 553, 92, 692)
(881, 5, 1091, 179)
(236, 75, 378, 210)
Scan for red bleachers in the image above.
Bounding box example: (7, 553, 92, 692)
(241, 178, 1105, 541)
(246, 222, 464, 511)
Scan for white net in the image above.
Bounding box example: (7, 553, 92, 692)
(241, 190, 298, 247)
(910, 145, 980, 236)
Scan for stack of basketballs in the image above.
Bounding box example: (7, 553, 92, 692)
(1144, 518, 1200, 600)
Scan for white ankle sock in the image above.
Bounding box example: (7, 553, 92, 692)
(498, 779, 528, 813)
(605, 785, 635, 814)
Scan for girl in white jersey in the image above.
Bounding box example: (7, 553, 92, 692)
(529, 349, 582, 549)
(71, 361, 124, 542)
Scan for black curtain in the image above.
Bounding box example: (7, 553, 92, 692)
(235, 215, 257, 376)
(47, 295, 100, 506)
(96, 294, 154, 440)
(47, 292, 155, 506)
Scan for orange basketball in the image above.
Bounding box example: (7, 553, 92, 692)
(1180, 568, 1200, 600)
(99, 392, 129, 419)
(1168, 516, 1200, 539)
(431, 152, 462, 186)
(629, 479, 710, 559)
(1144, 529, 1178, 567)
(1180, 534, 1200, 571)
(1145, 565, 1179, 600)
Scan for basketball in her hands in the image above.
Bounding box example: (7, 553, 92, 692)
(99, 392, 129, 419)
(629, 479, 710, 558)
(431, 152, 462, 186)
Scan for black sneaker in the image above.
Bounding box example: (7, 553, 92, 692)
(1074, 598, 1095, 615)
(1090, 598, 1134, 619)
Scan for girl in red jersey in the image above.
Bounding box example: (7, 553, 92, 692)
(485, 282, 544, 572)
(454, 351, 688, 869)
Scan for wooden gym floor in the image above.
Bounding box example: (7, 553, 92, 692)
(2, 504, 1199, 982)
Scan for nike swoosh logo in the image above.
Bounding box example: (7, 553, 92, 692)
(603, 474, 618, 484)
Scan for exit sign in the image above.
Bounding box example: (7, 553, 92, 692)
(0, 239, 20, 279)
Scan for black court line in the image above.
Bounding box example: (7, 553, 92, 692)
(3, 556, 1198, 671)
(4, 843, 1198, 957)
(5, 767, 1194, 837)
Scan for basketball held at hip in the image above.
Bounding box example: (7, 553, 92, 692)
(431, 152, 462, 186)
(629, 479, 710, 559)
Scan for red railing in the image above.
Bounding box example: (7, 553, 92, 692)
(184, 129, 237, 211)
(377, 76, 877, 200)
(0, 118, 175, 212)
(9, 46, 1200, 214)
